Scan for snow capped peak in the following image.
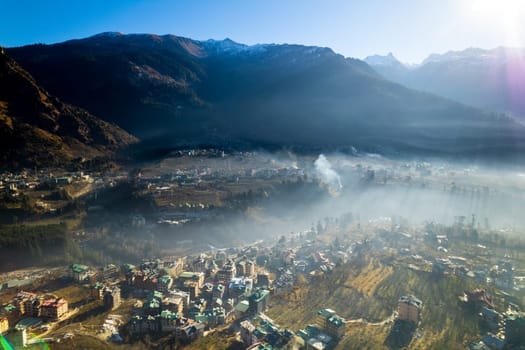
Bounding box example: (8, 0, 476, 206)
(420, 46, 525, 66)
(202, 38, 267, 54)
(364, 52, 404, 67)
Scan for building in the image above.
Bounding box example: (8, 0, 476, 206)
(157, 275, 174, 292)
(216, 261, 236, 283)
(130, 315, 160, 333)
(229, 277, 253, 299)
(178, 271, 205, 289)
(163, 296, 185, 315)
(192, 255, 209, 273)
(103, 286, 121, 310)
(505, 312, 525, 347)
(177, 322, 205, 344)
(70, 264, 89, 282)
(40, 298, 68, 320)
(0, 317, 8, 334)
(249, 289, 270, 314)
(315, 309, 346, 339)
(397, 295, 422, 324)
(236, 260, 256, 277)
(102, 264, 120, 279)
(91, 282, 105, 300)
(298, 325, 332, 350)
(240, 320, 257, 346)
(23, 297, 42, 317)
(256, 273, 270, 288)
(160, 310, 181, 332)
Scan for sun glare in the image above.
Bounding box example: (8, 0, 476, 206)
(461, 0, 525, 46)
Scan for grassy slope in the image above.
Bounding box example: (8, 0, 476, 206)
(267, 256, 487, 349)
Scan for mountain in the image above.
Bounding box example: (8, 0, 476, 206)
(6, 34, 525, 158)
(364, 53, 412, 83)
(0, 48, 137, 169)
(366, 47, 525, 120)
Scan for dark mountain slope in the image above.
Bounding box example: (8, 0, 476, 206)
(0, 48, 137, 169)
(7, 34, 525, 157)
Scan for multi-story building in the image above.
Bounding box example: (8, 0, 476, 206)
(216, 261, 236, 283)
(240, 320, 257, 346)
(40, 298, 68, 320)
(315, 308, 346, 339)
(91, 282, 105, 300)
(505, 312, 525, 347)
(157, 275, 173, 292)
(256, 273, 270, 288)
(178, 272, 205, 289)
(103, 286, 121, 310)
(248, 289, 270, 315)
(397, 295, 422, 324)
(160, 310, 181, 332)
(70, 264, 89, 282)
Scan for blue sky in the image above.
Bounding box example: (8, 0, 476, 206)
(1, 0, 524, 63)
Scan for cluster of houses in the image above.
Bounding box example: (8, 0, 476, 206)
(462, 289, 525, 350)
(117, 254, 272, 345)
(0, 289, 70, 345)
(11, 291, 68, 321)
(296, 309, 347, 350)
(238, 308, 347, 350)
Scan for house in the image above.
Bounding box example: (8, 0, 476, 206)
(298, 324, 333, 350)
(229, 277, 253, 299)
(130, 315, 160, 333)
(157, 275, 173, 292)
(159, 310, 181, 332)
(240, 320, 257, 346)
(70, 264, 89, 282)
(315, 308, 346, 339)
(178, 272, 205, 289)
(40, 298, 68, 320)
(482, 334, 504, 350)
(216, 261, 236, 283)
(91, 282, 105, 300)
(103, 287, 121, 310)
(505, 312, 525, 347)
(177, 322, 205, 344)
(248, 289, 270, 315)
(397, 295, 422, 324)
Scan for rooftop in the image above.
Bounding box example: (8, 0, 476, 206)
(399, 295, 422, 308)
(71, 264, 89, 273)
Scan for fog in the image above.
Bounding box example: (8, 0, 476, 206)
(150, 151, 525, 249)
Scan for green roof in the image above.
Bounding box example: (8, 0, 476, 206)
(250, 289, 270, 302)
(179, 271, 201, 279)
(160, 310, 180, 320)
(235, 300, 250, 313)
(71, 264, 89, 273)
(159, 275, 172, 284)
(317, 308, 336, 319)
(328, 315, 345, 327)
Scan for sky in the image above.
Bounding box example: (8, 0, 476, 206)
(1, 0, 525, 63)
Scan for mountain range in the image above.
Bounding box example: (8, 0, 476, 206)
(365, 47, 525, 120)
(3, 33, 525, 165)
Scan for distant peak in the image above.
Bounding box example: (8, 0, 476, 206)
(202, 38, 267, 54)
(90, 31, 123, 38)
(364, 52, 405, 67)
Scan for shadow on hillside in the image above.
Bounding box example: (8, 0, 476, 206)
(384, 320, 416, 349)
